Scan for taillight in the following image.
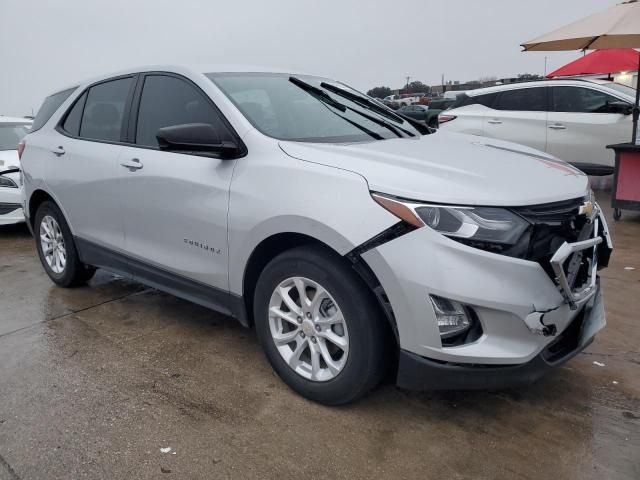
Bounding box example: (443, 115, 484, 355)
(438, 114, 457, 124)
(17, 141, 26, 160)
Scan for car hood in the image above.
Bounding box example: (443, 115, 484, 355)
(279, 132, 589, 206)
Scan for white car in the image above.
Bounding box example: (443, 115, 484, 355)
(0, 117, 31, 225)
(443, 90, 468, 100)
(438, 79, 636, 175)
(20, 65, 611, 404)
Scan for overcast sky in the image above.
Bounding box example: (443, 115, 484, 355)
(0, 0, 617, 116)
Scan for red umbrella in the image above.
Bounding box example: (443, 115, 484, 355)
(547, 48, 640, 78)
(522, 0, 640, 143)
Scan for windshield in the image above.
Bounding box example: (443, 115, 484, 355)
(0, 124, 30, 150)
(207, 73, 420, 143)
(605, 82, 637, 99)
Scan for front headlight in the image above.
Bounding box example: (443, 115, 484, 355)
(372, 193, 529, 246)
(0, 176, 18, 188)
(415, 205, 528, 245)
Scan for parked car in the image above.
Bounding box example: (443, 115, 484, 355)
(0, 117, 31, 225)
(398, 104, 429, 122)
(383, 94, 419, 107)
(438, 79, 636, 175)
(443, 89, 469, 100)
(424, 97, 456, 128)
(382, 98, 400, 110)
(21, 66, 611, 405)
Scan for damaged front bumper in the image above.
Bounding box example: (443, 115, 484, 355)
(397, 282, 605, 391)
(361, 202, 611, 390)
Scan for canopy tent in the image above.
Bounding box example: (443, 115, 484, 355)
(547, 48, 640, 78)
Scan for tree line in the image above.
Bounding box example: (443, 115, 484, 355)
(367, 81, 431, 98)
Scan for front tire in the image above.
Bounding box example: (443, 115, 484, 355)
(34, 201, 96, 287)
(254, 245, 388, 405)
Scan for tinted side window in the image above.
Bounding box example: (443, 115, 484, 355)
(62, 92, 87, 136)
(552, 86, 625, 113)
(475, 93, 498, 108)
(494, 88, 547, 111)
(31, 87, 77, 132)
(79, 77, 133, 142)
(135, 75, 231, 148)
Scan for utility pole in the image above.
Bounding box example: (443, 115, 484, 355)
(544, 56, 548, 76)
(405, 76, 411, 94)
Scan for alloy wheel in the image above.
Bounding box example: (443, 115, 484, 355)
(40, 215, 66, 274)
(268, 276, 349, 381)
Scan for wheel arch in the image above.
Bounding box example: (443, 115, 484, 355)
(237, 231, 400, 351)
(28, 189, 57, 229)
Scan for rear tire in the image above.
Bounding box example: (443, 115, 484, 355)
(34, 201, 96, 287)
(254, 245, 388, 405)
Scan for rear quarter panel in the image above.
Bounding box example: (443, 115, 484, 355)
(438, 104, 486, 135)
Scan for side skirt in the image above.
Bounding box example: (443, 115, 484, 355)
(75, 237, 249, 326)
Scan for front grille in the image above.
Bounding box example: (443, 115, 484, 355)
(512, 197, 599, 292)
(514, 197, 588, 263)
(0, 203, 21, 215)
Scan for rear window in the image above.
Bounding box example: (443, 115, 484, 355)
(0, 124, 30, 150)
(31, 87, 77, 132)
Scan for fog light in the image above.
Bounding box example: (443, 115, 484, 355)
(429, 295, 472, 339)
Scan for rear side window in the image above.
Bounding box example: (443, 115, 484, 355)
(450, 93, 496, 109)
(31, 87, 77, 132)
(552, 86, 624, 113)
(62, 92, 87, 136)
(450, 94, 473, 109)
(494, 88, 547, 112)
(135, 75, 232, 148)
(79, 77, 134, 142)
(475, 93, 498, 108)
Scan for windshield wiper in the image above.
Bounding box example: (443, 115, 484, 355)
(290, 76, 407, 138)
(320, 82, 430, 136)
(289, 77, 383, 140)
(289, 77, 347, 112)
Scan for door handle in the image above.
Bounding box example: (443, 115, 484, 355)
(120, 158, 143, 171)
(51, 146, 65, 156)
(548, 124, 566, 130)
(487, 119, 502, 125)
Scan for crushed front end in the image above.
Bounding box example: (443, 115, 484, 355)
(360, 193, 613, 390)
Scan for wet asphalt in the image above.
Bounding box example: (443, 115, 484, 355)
(0, 191, 638, 480)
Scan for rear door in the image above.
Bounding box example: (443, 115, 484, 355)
(482, 87, 548, 151)
(547, 86, 632, 168)
(47, 76, 135, 251)
(117, 73, 237, 293)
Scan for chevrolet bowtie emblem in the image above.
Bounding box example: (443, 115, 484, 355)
(579, 201, 594, 217)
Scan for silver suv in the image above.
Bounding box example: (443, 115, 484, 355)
(21, 66, 612, 404)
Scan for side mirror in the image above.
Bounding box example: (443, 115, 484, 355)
(156, 123, 239, 158)
(607, 101, 634, 115)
